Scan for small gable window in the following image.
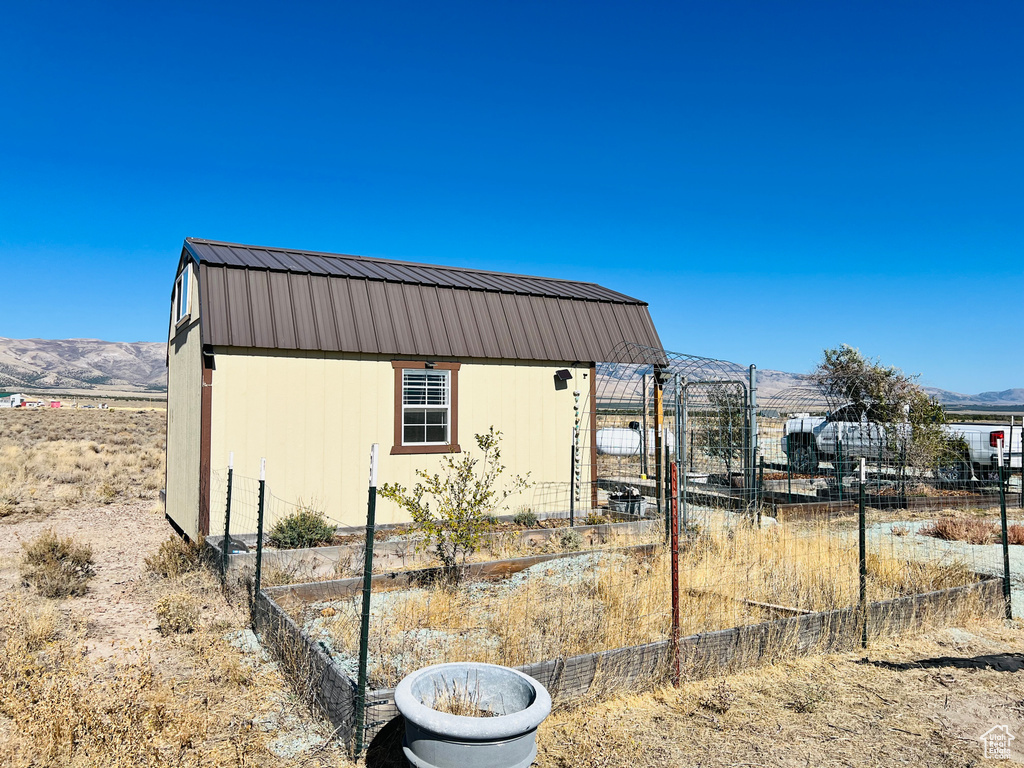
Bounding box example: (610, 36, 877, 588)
(173, 266, 191, 325)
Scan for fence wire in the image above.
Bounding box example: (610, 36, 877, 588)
(201, 343, 1021, 753)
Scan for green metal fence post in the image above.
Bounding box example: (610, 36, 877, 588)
(748, 365, 758, 507)
(252, 458, 266, 625)
(680, 378, 689, 531)
(355, 444, 379, 756)
(569, 439, 575, 527)
(997, 440, 1013, 620)
(859, 457, 868, 648)
(221, 451, 234, 582)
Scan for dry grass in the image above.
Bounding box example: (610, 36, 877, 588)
(921, 515, 1024, 545)
(428, 678, 499, 717)
(533, 618, 1024, 768)
(0, 563, 354, 768)
(0, 408, 165, 518)
(154, 592, 200, 635)
(920, 516, 1000, 544)
(144, 535, 205, 578)
(1007, 523, 1024, 545)
(0, 408, 356, 767)
(19, 530, 95, 598)
(321, 522, 979, 689)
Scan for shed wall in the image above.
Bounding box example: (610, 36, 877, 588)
(166, 317, 203, 537)
(208, 351, 593, 529)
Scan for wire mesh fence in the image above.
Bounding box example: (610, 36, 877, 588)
(201, 343, 1021, 753)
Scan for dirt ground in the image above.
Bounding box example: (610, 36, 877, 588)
(0, 499, 168, 660)
(1, 410, 1021, 767)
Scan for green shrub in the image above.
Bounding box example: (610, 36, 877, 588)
(20, 530, 95, 598)
(558, 528, 583, 552)
(380, 428, 530, 574)
(512, 508, 538, 527)
(267, 502, 336, 549)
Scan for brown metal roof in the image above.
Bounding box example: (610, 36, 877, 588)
(186, 238, 662, 363)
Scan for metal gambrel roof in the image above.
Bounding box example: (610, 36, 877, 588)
(185, 238, 663, 363)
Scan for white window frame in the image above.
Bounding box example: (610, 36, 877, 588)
(173, 265, 192, 326)
(401, 368, 451, 446)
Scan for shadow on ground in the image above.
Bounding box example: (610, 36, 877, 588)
(364, 715, 406, 768)
(861, 653, 1024, 673)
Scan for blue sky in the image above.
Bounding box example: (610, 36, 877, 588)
(1, 1, 1021, 393)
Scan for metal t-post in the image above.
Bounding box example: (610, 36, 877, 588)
(680, 378, 688, 531)
(859, 458, 868, 647)
(674, 374, 683, 536)
(355, 444, 379, 756)
(749, 365, 758, 506)
(997, 440, 1013, 620)
(670, 461, 680, 686)
(252, 458, 266, 623)
(222, 451, 234, 581)
(569, 439, 575, 527)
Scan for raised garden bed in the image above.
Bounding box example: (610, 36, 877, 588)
(206, 514, 659, 581)
(250, 527, 1006, 746)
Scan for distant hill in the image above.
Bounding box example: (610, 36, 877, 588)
(596, 361, 1021, 408)
(0, 338, 1018, 406)
(0, 337, 166, 395)
(923, 386, 1024, 407)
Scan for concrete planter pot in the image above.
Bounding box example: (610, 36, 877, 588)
(394, 662, 552, 768)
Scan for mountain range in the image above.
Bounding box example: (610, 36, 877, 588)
(0, 337, 166, 395)
(0, 337, 1020, 406)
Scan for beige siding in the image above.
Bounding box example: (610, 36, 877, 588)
(208, 351, 592, 530)
(165, 315, 203, 537)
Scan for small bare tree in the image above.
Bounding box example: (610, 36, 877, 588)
(379, 428, 531, 578)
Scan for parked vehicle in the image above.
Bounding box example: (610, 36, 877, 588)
(782, 406, 1023, 482)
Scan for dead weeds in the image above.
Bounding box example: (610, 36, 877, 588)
(20, 529, 95, 598)
(535, 618, 1024, 767)
(144, 535, 205, 579)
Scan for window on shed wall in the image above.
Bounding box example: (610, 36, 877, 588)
(173, 266, 191, 325)
(403, 369, 450, 444)
(391, 361, 460, 455)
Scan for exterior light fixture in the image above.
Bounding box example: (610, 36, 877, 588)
(555, 369, 572, 381)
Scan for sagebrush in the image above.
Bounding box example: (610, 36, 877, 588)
(145, 534, 205, 577)
(267, 501, 336, 549)
(20, 530, 95, 598)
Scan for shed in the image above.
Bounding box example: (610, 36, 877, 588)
(165, 238, 663, 538)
